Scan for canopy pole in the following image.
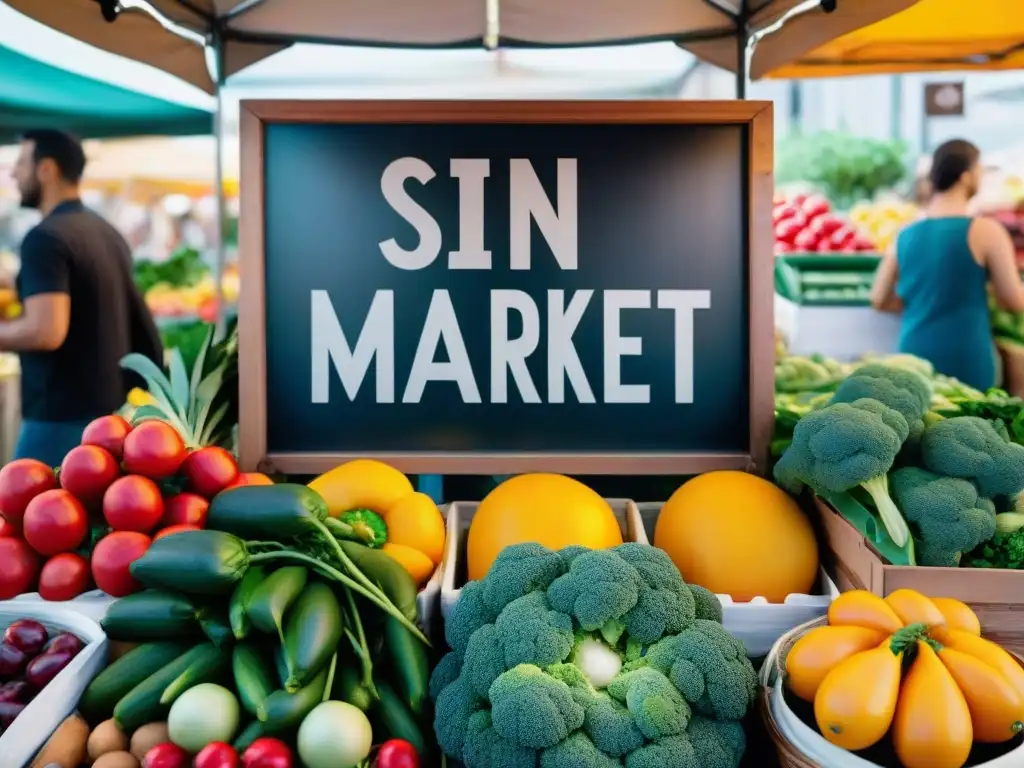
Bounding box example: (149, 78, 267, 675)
(736, 24, 749, 99)
(210, 35, 228, 338)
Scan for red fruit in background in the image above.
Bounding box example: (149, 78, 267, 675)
(60, 445, 120, 504)
(4, 619, 47, 654)
(774, 219, 803, 244)
(91, 531, 150, 597)
(162, 493, 209, 528)
(154, 524, 201, 540)
(122, 421, 186, 480)
(225, 473, 273, 491)
(143, 743, 191, 768)
(830, 225, 857, 249)
(23, 489, 88, 556)
(38, 553, 90, 601)
(195, 742, 239, 768)
(793, 228, 820, 252)
(81, 415, 132, 460)
(0, 459, 57, 523)
(802, 195, 831, 218)
(241, 738, 293, 768)
(183, 447, 239, 499)
(374, 739, 420, 768)
(0, 518, 18, 537)
(773, 204, 797, 225)
(0, 538, 40, 598)
(103, 475, 164, 533)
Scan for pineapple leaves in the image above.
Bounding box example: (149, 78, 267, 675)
(168, 350, 190, 416)
(189, 324, 214, 414)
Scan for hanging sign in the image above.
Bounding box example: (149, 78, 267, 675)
(238, 101, 774, 475)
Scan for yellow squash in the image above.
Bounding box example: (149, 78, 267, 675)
(886, 589, 948, 634)
(938, 646, 1024, 743)
(930, 597, 981, 636)
(786, 625, 887, 702)
(827, 590, 904, 635)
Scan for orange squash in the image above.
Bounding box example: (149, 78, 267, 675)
(815, 642, 903, 751)
(786, 625, 888, 702)
(827, 590, 904, 635)
(930, 597, 982, 636)
(943, 629, 1024, 701)
(885, 589, 947, 633)
(938, 646, 1024, 743)
(892, 641, 973, 768)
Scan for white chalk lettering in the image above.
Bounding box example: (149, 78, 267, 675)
(510, 158, 578, 271)
(490, 290, 541, 404)
(658, 290, 712, 404)
(310, 289, 394, 403)
(379, 157, 442, 270)
(449, 158, 492, 269)
(603, 290, 651, 404)
(403, 290, 481, 404)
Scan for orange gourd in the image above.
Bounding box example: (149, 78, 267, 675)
(892, 641, 973, 768)
(938, 646, 1024, 743)
(827, 590, 904, 635)
(930, 597, 982, 636)
(885, 589, 948, 633)
(943, 629, 1024, 702)
(786, 625, 888, 702)
(814, 641, 903, 751)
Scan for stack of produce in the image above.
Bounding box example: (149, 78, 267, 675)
(782, 589, 1024, 767)
(848, 199, 919, 253)
(136, 248, 240, 323)
(78, 483, 432, 767)
(774, 194, 877, 255)
(430, 540, 758, 767)
(0, 619, 84, 729)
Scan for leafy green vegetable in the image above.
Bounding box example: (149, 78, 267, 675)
(134, 247, 209, 294)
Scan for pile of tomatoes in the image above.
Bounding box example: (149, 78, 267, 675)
(0, 416, 269, 602)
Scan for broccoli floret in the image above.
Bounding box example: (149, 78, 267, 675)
(447, 580, 498, 657)
(968, 527, 1024, 569)
(921, 416, 1024, 499)
(434, 674, 484, 758)
(625, 735, 697, 768)
(464, 623, 507, 697)
(614, 543, 696, 644)
(688, 584, 723, 623)
(890, 467, 997, 567)
(463, 710, 539, 768)
(583, 692, 646, 756)
(607, 667, 690, 740)
(644, 620, 757, 722)
(547, 549, 641, 635)
(429, 651, 462, 701)
(489, 664, 586, 749)
(483, 543, 568, 616)
(685, 715, 747, 768)
(773, 398, 911, 548)
(540, 731, 621, 768)
(496, 591, 575, 668)
(559, 545, 591, 566)
(337, 508, 387, 548)
(831, 365, 929, 446)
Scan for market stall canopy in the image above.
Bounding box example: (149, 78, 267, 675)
(764, 0, 1022, 78)
(2, 0, 919, 92)
(0, 43, 213, 143)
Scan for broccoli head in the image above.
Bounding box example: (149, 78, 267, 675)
(890, 467, 997, 567)
(921, 416, 1024, 500)
(548, 549, 642, 635)
(831, 364, 930, 446)
(496, 590, 576, 668)
(624, 735, 696, 768)
(540, 731, 621, 768)
(614, 543, 696, 644)
(606, 667, 690, 740)
(446, 579, 498, 658)
(684, 715, 747, 768)
(463, 710, 538, 768)
(773, 398, 911, 548)
(483, 543, 568, 616)
(490, 664, 586, 749)
(688, 584, 723, 623)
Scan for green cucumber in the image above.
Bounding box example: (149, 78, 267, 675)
(283, 582, 343, 692)
(374, 679, 428, 757)
(101, 590, 202, 641)
(229, 565, 266, 640)
(331, 662, 373, 712)
(233, 720, 265, 752)
(272, 643, 289, 687)
(384, 615, 429, 716)
(130, 530, 249, 595)
(248, 566, 308, 641)
(338, 540, 418, 621)
(114, 643, 211, 731)
(160, 643, 232, 705)
(207, 483, 331, 540)
(79, 641, 191, 725)
(233, 644, 277, 716)
(199, 606, 234, 647)
(257, 665, 329, 733)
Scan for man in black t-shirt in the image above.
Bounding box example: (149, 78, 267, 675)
(8, 129, 163, 466)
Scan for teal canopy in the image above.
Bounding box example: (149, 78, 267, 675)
(0, 44, 213, 143)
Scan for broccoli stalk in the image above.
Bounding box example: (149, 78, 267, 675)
(859, 474, 912, 550)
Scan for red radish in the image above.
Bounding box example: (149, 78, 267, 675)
(774, 218, 803, 245)
(91, 531, 150, 597)
(0, 538, 40, 598)
(143, 742, 191, 768)
(793, 228, 820, 251)
(241, 738, 293, 768)
(154, 524, 201, 540)
(162, 492, 209, 528)
(802, 195, 831, 218)
(122, 421, 187, 480)
(224, 472, 273, 491)
(195, 742, 240, 768)
(59, 444, 120, 503)
(0, 460, 57, 523)
(38, 553, 90, 601)
(81, 414, 132, 460)
(183, 447, 239, 498)
(103, 475, 164, 533)
(374, 739, 420, 768)
(4, 619, 47, 654)
(23, 490, 88, 555)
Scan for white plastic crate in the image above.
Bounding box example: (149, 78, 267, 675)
(13, 590, 116, 624)
(414, 503, 448, 639)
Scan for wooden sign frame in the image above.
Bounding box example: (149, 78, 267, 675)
(238, 100, 775, 476)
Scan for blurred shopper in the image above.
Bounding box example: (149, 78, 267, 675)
(8, 129, 163, 466)
(871, 139, 1024, 390)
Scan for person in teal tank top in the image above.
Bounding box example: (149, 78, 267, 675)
(871, 139, 1024, 391)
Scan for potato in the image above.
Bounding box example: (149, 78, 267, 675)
(128, 722, 169, 762)
(93, 752, 140, 768)
(88, 719, 128, 762)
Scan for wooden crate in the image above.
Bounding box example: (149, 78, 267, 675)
(814, 496, 1024, 655)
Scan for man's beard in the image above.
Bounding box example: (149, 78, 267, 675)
(19, 182, 41, 210)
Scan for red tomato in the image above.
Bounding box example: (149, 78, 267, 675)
(142, 742, 191, 768)
(241, 738, 293, 768)
(38, 552, 89, 601)
(22, 489, 88, 556)
(0, 517, 18, 537)
(374, 739, 420, 768)
(91, 531, 150, 597)
(225, 473, 273, 491)
(195, 742, 240, 768)
(59, 445, 120, 504)
(103, 475, 164, 533)
(0, 538, 40, 598)
(82, 414, 132, 460)
(122, 421, 186, 480)
(162, 492, 209, 528)
(183, 447, 239, 499)
(0, 459, 57, 523)
(154, 524, 201, 540)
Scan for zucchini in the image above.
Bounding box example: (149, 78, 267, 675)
(248, 566, 308, 641)
(258, 665, 329, 733)
(207, 484, 331, 540)
(233, 720, 265, 752)
(338, 541, 417, 621)
(78, 641, 190, 725)
(229, 565, 266, 640)
(160, 643, 232, 705)
(384, 615, 429, 716)
(331, 662, 374, 712)
(283, 582, 343, 692)
(199, 607, 234, 648)
(101, 590, 202, 641)
(373, 679, 428, 757)
(233, 644, 277, 717)
(130, 530, 249, 595)
(114, 643, 211, 732)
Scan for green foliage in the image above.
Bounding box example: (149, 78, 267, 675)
(133, 246, 208, 294)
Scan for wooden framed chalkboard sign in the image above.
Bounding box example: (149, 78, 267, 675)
(238, 101, 774, 476)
